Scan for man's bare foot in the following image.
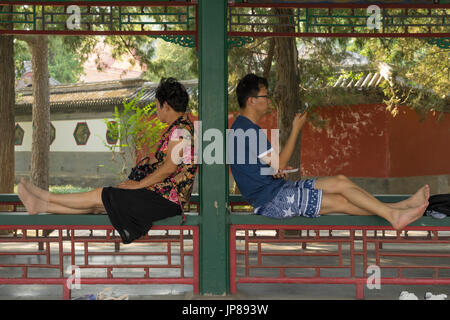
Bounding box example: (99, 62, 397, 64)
(408, 184, 430, 206)
(17, 183, 47, 215)
(20, 178, 50, 202)
(390, 202, 428, 231)
(388, 185, 430, 210)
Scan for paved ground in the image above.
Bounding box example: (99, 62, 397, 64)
(1, 281, 448, 300)
(0, 229, 449, 301)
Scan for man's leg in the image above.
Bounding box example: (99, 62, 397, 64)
(315, 175, 429, 209)
(319, 193, 374, 216)
(314, 175, 428, 230)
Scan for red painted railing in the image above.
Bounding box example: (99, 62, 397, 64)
(230, 224, 450, 299)
(0, 225, 199, 299)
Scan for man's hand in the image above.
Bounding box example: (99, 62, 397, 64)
(292, 111, 308, 132)
(117, 180, 143, 190)
(272, 166, 293, 179)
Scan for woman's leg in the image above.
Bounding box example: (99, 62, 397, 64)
(20, 179, 104, 210)
(18, 182, 105, 215)
(314, 175, 428, 230)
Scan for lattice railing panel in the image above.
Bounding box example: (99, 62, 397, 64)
(0, 225, 199, 299)
(230, 225, 450, 299)
(228, 5, 450, 37)
(0, 2, 197, 35)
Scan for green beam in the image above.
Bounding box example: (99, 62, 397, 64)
(198, 0, 229, 295)
(228, 214, 450, 227)
(0, 212, 200, 226)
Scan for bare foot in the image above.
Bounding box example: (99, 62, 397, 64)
(406, 185, 430, 208)
(17, 183, 47, 215)
(390, 202, 428, 231)
(388, 185, 430, 210)
(20, 178, 50, 202)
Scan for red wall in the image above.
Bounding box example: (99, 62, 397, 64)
(141, 106, 450, 178)
(301, 104, 389, 177)
(230, 104, 450, 178)
(388, 108, 450, 177)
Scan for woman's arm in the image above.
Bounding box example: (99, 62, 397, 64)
(117, 139, 183, 189)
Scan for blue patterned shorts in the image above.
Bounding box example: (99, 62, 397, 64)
(256, 179, 322, 219)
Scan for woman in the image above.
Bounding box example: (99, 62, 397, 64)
(18, 78, 198, 244)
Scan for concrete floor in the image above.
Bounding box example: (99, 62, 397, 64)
(0, 229, 449, 300)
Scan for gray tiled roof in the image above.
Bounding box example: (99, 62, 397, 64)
(15, 78, 198, 116)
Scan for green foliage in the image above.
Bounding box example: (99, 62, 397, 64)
(13, 39, 30, 79)
(144, 39, 199, 113)
(103, 90, 167, 180)
(145, 39, 197, 82)
(103, 35, 158, 76)
(48, 37, 85, 84)
(228, 38, 274, 108)
(327, 69, 364, 87)
(350, 37, 449, 116)
(14, 35, 98, 83)
(297, 38, 351, 89)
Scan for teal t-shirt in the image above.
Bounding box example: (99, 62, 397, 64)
(227, 115, 286, 210)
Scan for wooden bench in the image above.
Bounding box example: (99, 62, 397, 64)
(2, 194, 450, 299)
(228, 207, 450, 299)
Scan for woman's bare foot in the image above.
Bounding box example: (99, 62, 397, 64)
(389, 202, 428, 231)
(20, 178, 50, 202)
(17, 183, 47, 215)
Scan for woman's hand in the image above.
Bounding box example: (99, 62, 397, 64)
(117, 180, 143, 190)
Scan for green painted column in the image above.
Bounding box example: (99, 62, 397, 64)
(198, 0, 229, 295)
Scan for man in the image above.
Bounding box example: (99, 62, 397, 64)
(227, 73, 429, 231)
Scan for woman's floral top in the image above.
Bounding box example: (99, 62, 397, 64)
(147, 114, 197, 215)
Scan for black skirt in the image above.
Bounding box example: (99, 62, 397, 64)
(101, 187, 181, 244)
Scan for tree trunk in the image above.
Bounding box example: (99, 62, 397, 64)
(0, 5, 15, 218)
(263, 38, 275, 80)
(0, 35, 15, 205)
(28, 36, 51, 190)
(19, 35, 52, 245)
(273, 8, 302, 180)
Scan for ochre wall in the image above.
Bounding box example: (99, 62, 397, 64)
(388, 107, 450, 177)
(300, 104, 389, 177)
(142, 106, 449, 178)
(229, 104, 450, 178)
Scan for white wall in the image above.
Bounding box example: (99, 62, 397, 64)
(15, 119, 116, 152)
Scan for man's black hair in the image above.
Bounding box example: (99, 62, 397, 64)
(155, 77, 189, 112)
(236, 74, 269, 109)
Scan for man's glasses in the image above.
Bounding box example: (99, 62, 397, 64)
(251, 94, 271, 100)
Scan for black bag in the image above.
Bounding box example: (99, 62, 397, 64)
(425, 194, 450, 216)
(128, 157, 156, 182)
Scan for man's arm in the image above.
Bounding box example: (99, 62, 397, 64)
(260, 111, 308, 171)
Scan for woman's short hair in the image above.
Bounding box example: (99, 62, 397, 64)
(155, 78, 189, 112)
(236, 74, 268, 109)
